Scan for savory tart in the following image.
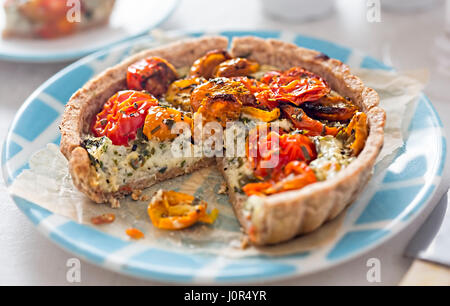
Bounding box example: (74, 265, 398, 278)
(2, 0, 115, 39)
(60, 36, 385, 245)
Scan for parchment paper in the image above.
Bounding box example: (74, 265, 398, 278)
(8, 68, 427, 257)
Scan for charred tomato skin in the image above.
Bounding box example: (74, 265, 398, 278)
(127, 57, 178, 98)
(301, 94, 358, 122)
(190, 78, 255, 113)
(91, 90, 158, 146)
(280, 104, 339, 136)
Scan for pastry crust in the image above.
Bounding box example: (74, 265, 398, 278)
(228, 37, 385, 245)
(60, 36, 229, 204)
(60, 35, 385, 245)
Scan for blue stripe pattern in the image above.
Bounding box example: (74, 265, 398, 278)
(294, 35, 352, 63)
(327, 230, 390, 260)
(49, 221, 130, 264)
(12, 99, 59, 142)
(361, 56, 392, 71)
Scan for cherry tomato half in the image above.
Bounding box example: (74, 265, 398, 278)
(232, 77, 279, 110)
(92, 90, 158, 146)
(243, 160, 317, 196)
(127, 57, 178, 98)
(143, 106, 193, 141)
(262, 67, 330, 106)
(247, 126, 317, 180)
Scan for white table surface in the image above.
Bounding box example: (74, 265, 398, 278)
(0, 0, 449, 285)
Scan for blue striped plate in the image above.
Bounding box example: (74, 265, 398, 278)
(1, 30, 446, 284)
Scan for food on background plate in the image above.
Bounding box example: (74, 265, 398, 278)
(2, 0, 116, 39)
(60, 36, 385, 245)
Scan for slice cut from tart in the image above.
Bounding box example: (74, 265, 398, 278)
(60, 36, 385, 245)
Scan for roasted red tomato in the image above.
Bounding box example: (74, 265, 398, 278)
(262, 67, 330, 105)
(260, 70, 282, 84)
(243, 160, 317, 196)
(127, 57, 178, 97)
(247, 126, 317, 180)
(281, 104, 339, 136)
(92, 90, 158, 146)
(232, 77, 279, 110)
(245, 127, 318, 196)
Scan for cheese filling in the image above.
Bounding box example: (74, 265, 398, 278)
(83, 134, 204, 193)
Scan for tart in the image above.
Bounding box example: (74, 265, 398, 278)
(2, 0, 115, 39)
(60, 36, 385, 245)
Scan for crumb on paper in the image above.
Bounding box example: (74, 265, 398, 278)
(131, 189, 142, 201)
(218, 182, 227, 194)
(90, 213, 115, 225)
(140, 194, 150, 201)
(229, 236, 250, 249)
(240, 236, 250, 249)
(110, 198, 120, 208)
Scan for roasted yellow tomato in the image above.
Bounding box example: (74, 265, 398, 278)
(189, 49, 232, 79)
(344, 112, 368, 156)
(190, 78, 256, 112)
(127, 57, 178, 98)
(241, 106, 280, 122)
(165, 77, 206, 111)
(148, 190, 219, 230)
(143, 106, 192, 141)
(195, 94, 242, 127)
(214, 58, 260, 78)
(301, 92, 358, 122)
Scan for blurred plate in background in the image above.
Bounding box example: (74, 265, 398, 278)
(0, 0, 179, 63)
